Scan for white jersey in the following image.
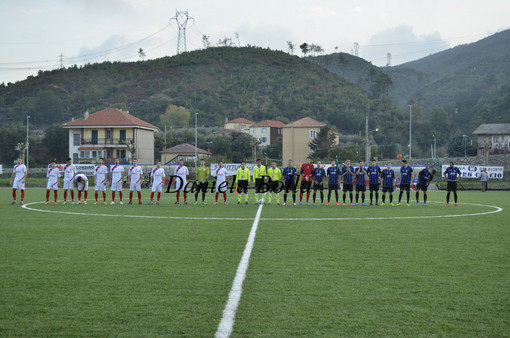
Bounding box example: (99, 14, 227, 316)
(46, 167, 60, 189)
(74, 174, 89, 191)
(63, 163, 77, 181)
(13, 164, 27, 181)
(151, 167, 166, 192)
(128, 165, 143, 184)
(94, 165, 108, 183)
(174, 165, 189, 191)
(110, 165, 124, 185)
(12, 163, 27, 190)
(215, 167, 228, 192)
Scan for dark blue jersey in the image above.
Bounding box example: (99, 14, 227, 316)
(282, 166, 297, 180)
(313, 167, 326, 184)
(443, 167, 461, 181)
(355, 166, 367, 185)
(342, 166, 355, 184)
(418, 168, 434, 186)
(400, 166, 413, 185)
(367, 165, 382, 184)
(382, 169, 395, 188)
(327, 166, 341, 185)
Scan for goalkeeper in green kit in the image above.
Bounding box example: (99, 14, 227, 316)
(194, 159, 210, 204)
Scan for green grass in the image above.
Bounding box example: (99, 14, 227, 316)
(0, 188, 509, 336)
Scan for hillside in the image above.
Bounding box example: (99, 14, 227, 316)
(0, 47, 375, 134)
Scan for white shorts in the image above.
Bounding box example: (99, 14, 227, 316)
(175, 179, 187, 191)
(12, 180, 25, 190)
(151, 181, 163, 193)
(95, 182, 106, 191)
(111, 181, 123, 192)
(77, 181, 89, 191)
(46, 181, 59, 190)
(130, 182, 141, 191)
(63, 179, 74, 190)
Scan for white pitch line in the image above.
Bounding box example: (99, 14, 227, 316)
(215, 203, 264, 338)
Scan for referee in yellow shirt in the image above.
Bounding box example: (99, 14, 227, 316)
(236, 161, 251, 204)
(267, 161, 282, 205)
(253, 158, 267, 204)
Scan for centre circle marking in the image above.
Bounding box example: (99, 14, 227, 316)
(21, 201, 503, 221)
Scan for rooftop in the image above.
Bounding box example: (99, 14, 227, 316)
(63, 108, 158, 131)
(473, 123, 510, 135)
(252, 120, 285, 128)
(160, 143, 209, 155)
(284, 117, 325, 128)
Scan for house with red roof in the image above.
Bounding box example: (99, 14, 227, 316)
(62, 108, 158, 164)
(282, 117, 325, 162)
(224, 117, 255, 133)
(249, 120, 284, 146)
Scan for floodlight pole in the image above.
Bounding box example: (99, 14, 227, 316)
(195, 113, 198, 172)
(26, 115, 30, 169)
(408, 105, 412, 160)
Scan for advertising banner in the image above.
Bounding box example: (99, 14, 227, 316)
(441, 165, 504, 179)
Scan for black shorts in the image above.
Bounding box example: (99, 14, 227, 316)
(382, 187, 394, 193)
(447, 181, 458, 192)
(400, 183, 411, 191)
(284, 179, 296, 192)
(268, 181, 279, 193)
(237, 180, 249, 194)
(416, 183, 428, 191)
(313, 182, 324, 191)
(369, 183, 379, 191)
(301, 180, 312, 192)
(255, 178, 263, 193)
(328, 183, 339, 190)
(343, 183, 353, 192)
(356, 184, 366, 192)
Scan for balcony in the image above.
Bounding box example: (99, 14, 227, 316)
(80, 138, 133, 146)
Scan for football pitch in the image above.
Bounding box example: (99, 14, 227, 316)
(1, 188, 509, 336)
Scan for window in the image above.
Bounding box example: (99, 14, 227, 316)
(80, 150, 90, 158)
(118, 150, 126, 159)
(309, 130, 317, 139)
(262, 137, 267, 143)
(120, 130, 126, 142)
(261, 128, 267, 133)
(106, 129, 112, 139)
(252, 128, 257, 133)
(73, 133, 80, 146)
(73, 153, 79, 163)
(91, 130, 98, 144)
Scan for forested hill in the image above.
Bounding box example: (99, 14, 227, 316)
(0, 47, 382, 134)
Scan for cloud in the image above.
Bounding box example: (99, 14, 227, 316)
(297, 6, 337, 20)
(362, 25, 450, 66)
(75, 35, 130, 63)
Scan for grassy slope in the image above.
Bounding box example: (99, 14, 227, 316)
(0, 189, 508, 336)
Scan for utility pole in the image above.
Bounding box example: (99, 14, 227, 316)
(59, 53, 64, 68)
(408, 104, 412, 160)
(26, 116, 30, 169)
(170, 10, 194, 54)
(194, 113, 198, 172)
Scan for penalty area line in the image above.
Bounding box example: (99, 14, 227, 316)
(215, 203, 264, 338)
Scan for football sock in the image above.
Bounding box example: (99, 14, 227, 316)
(223, 193, 227, 202)
(215, 193, 219, 202)
(349, 193, 353, 203)
(112, 192, 115, 202)
(21, 190, 25, 201)
(195, 192, 199, 202)
(276, 194, 280, 203)
(238, 194, 242, 202)
(454, 192, 458, 203)
(102, 192, 106, 202)
(320, 192, 324, 203)
(284, 194, 288, 203)
(119, 192, 123, 202)
(244, 194, 248, 202)
(129, 191, 133, 203)
(375, 192, 379, 203)
(95, 192, 99, 202)
(398, 191, 403, 203)
(70, 190, 74, 201)
(390, 194, 393, 203)
(176, 191, 180, 203)
(416, 191, 419, 203)
(313, 193, 316, 203)
(370, 191, 373, 203)
(84, 191, 88, 201)
(202, 192, 206, 202)
(183, 192, 187, 202)
(382, 194, 386, 203)
(78, 191, 82, 201)
(342, 193, 346, 203)
(150, 192, 154, 201)
(446, 192, 450, 203)
(306, 193, 310, 202)
(406, 191, 410, 204)
(292, 194, 296, 203)
(12, 189, 16, 201)
(157, 193, 161, 202)
(424, 194, 427, 203)
(54, 190, 58, 202)
(46, 190, 50, 201)
(361, 193, 365, 203)
(64, 190, 68, 201)
(137, 192, 141, 202)
(356, 194, 359, 203)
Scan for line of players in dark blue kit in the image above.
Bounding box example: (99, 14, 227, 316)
(278, 159, 461, 207)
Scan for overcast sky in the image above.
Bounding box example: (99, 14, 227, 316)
(1, 0, 509, 84)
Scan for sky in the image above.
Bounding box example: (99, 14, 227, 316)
(1, 0, 509, 84)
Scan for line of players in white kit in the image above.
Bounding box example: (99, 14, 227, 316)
(9, 156, 462, 207)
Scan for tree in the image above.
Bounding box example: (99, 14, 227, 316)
(287, 41, 295, 55)
(447, 131, 466, 157)
(160, 105, 191, 128)
(299, 43, 310, 57)
(202, 35, 210, 49)
(43, 124, 69, 162)
(138, 48, 146, 61)
(309, 126, 335, 159)
(0, 125, 26, 165)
